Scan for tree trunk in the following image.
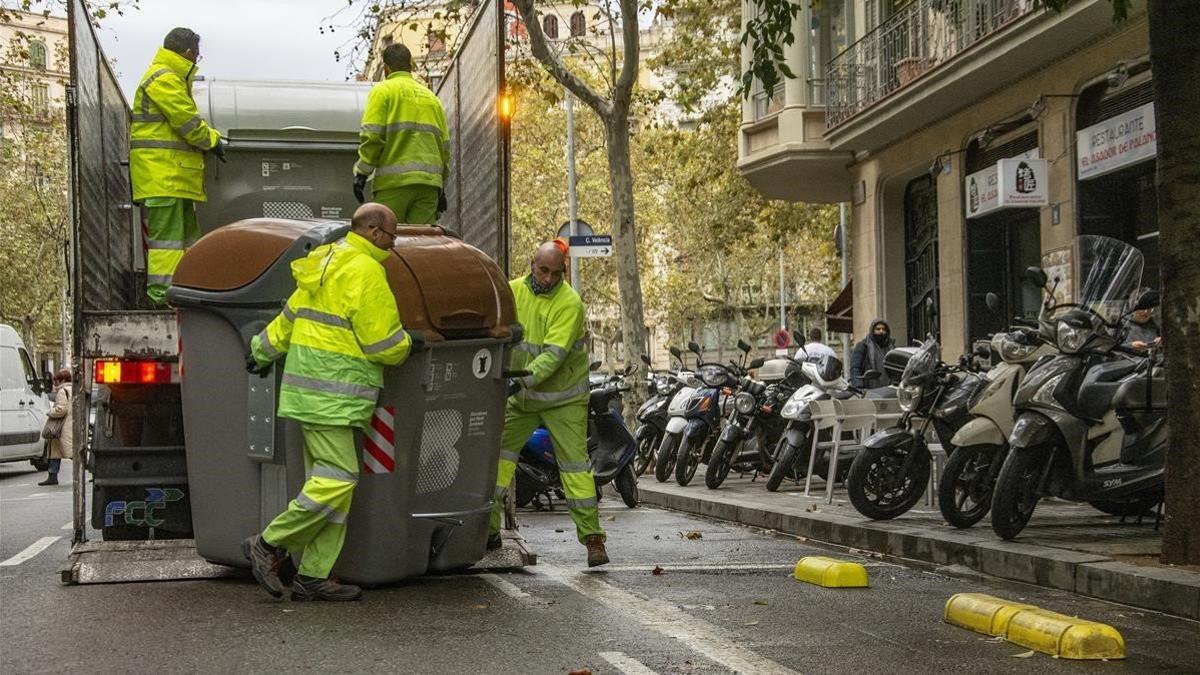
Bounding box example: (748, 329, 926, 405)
(604, 113, 650, 374)
(1150, 0, 1200, 565)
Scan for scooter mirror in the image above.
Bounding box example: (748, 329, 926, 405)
(669, 346, 682, 358)
(688, 341, 701, 355)
(624, 363, 636, 375)
(985, 292, 1001, 313)
(792, 329, 804, 345)
(589, 360, 602, 371)
(1024, 266, 1049, 288)
(737, 339, 752, 353)
(863, 369, 882, 381)
(640, 354, 652, 366)
(749, 357, 766, 369)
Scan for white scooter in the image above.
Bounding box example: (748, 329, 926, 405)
(937, 293, 1055, 528)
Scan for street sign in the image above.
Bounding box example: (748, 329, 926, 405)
(568, 235, 613, 258)
(557, 219, 595, 239)
(774, 329, 791, 350)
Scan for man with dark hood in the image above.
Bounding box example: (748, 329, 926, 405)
(850, 318, 893, 389)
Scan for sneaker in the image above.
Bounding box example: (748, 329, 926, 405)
(584, 534, 609, 568)
(241, 535, 289, 599)
(291, 575, 363, 602)
(37, 476, 59, 486)
(486, 533, 503, 551)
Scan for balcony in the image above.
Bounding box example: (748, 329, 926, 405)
(822, 0, 1124, 151)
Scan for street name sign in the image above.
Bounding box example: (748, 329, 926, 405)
(568, 235, 613, 258)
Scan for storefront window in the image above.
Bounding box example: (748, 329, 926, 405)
(967, 211, 1041, 342)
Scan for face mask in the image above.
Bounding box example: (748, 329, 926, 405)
(529, 266, 561, 295)
(871, 330, 889, 346)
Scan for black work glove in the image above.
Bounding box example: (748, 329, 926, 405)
(406, 329, 425, 349)
(353, 174, 368, 204)
(437, 189, 448, 214)
(246, 352, 270, 378)
(211, 137, 228, 163)
(506, 378, 522, 397)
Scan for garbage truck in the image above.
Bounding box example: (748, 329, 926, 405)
(61, 0, 519, 583)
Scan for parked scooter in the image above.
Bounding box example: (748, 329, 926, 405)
(990, 235, 1166, 540)
(703, 343, 794, 489)
(936, 295, 1054, 527)
(632, 353, 685, 476)
(516, 363, 641, 509)
(846, 330, 987, 520)
(655, 341, 743, 486)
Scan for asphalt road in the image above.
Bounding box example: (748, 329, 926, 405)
(2, 463, 1198, 674)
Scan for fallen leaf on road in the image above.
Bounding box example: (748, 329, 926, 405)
(652, 566, 666, 576)
(605, 515, 616, 521)
(555, 529, 565, 533)
(653, 535, 661, 540)
(281, 609, 294, 613)
(1011, 650, 1035, 658)
(568, 669, 592, 675)
(681, 531, 703, 540)
(806, 504, 819, 512)
(753, 600, 768, 606)
(744, 620, 760, 626)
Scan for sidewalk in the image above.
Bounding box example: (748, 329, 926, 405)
(638, 472, 1200, 620)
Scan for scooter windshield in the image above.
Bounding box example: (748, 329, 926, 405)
(1060, 235, 1145, 323)
(901, 338, 940, 388)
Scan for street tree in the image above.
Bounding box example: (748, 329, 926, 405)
(742, 0, 1200, 565)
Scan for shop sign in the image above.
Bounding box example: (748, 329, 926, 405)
(966, 151, 1041, 219)
(997, 158, 1048, 208)
(1077, 102, 1157, 180)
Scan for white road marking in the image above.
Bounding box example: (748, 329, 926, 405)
(600, 563, 794, 573)
(479, 572, 532, 600)
(0, 536, 61, 567)
(537, 563, 797, 675)
(599, 651, 659, 675)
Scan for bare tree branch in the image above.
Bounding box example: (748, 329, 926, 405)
(614, 0, 640, 98)
(510, 0, 611, 115)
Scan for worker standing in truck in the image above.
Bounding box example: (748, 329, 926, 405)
(353, 43, 451, 225)
(242, 203, 414, 602)
(129, 27, 226, 305)
(489, 241, 609, 567)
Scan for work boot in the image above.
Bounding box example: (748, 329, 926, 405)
(584, 534, 609, 568)
(242, 535, 289, 599)
(291, 575, 363, 602)
(486, 532, 503, 551)
(37, 475, 59, 486)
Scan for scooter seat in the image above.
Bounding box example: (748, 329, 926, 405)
(1077, 360, 1139, 420)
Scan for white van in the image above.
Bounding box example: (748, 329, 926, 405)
(0, 324, 51, 469)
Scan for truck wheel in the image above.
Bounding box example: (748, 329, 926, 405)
(615, 464, 639, 508)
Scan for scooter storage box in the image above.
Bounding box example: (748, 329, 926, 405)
(884, 347, 921, 382)
(170, 219, 518, 585)
(757, 358, 805, 388)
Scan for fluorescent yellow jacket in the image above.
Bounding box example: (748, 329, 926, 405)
(129, 48, 220, 202)
(509, 276, 590, 412)
(251, 232, 413, 428)
(355, 71, 450, 191)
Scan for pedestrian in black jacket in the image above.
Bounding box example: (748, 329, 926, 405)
(850, 317, 894, 389)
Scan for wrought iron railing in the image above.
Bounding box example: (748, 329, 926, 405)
(826, 0, 1036, 129)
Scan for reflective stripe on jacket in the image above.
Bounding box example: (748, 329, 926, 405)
(355, 71, 450, 191)
(509, 276, 589, 412)
(129, 48, 220, 202)
(251, 232, 413, 428)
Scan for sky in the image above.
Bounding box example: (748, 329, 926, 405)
(80, 0, 359, 100)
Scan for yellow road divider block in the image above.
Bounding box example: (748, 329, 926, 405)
(791, 556, 869, 588)
(1004, 608, 1125, 660)
(944, 593, 1035, 637)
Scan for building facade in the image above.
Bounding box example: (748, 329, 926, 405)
(739, 0, 1156, 359)
(1, 9, 69, 127)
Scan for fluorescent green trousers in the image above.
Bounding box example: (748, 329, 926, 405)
(144, 197, 199, 305)
(262, 424, 358, 578)
(372, 185, 439, 225)
(490, 402, 604, 544)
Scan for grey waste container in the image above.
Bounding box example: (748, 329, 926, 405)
(168, 220, 520, 585)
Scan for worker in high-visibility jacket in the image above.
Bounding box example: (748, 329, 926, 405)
(490, 241, 609, 567)
(129, 27, 226, 305)
(353, 42, 450, 225)
(243, 203, 415, 602)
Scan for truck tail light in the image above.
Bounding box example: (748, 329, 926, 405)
(94, 359, 178, 385)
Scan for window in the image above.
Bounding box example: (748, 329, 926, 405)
(569, 11, 586, 37)
(808, 0, 853, 106)
(0, 348, 23, 389)
(18, 347, 38, 388)
(28, 40, 47, 70)
(543, 15, 559, 39)
(426, 32, 446, 56)
(32, 84, 49, 115)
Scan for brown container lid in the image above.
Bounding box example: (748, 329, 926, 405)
(173, 218, 314, 292)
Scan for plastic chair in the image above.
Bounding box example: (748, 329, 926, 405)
(825, 398, 880, 504)
(802, 399, 840, 497)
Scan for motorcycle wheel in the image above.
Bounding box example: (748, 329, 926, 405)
(515, 470, 538, 508)
(990, 450, 1043, 540)
(704, 438, 737, 489)
(937, 445, 997, 529)
(615, 464, 640, 508)
(675, 434, 701, 486)
(765, 437, 801, 492)
(846, 445, 930, 520)
(1088, 496, 1161, 517)
(633, 430, 659, 476)
(655, 433, 679, 483)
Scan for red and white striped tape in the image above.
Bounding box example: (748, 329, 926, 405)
(362, 405, 396, 474)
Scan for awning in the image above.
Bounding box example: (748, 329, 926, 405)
(825, 280, 853, 334)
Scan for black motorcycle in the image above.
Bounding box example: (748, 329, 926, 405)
(846, 338, 985, 520)
(632, 353, 684, 476)
(704, 349, 797, 489)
